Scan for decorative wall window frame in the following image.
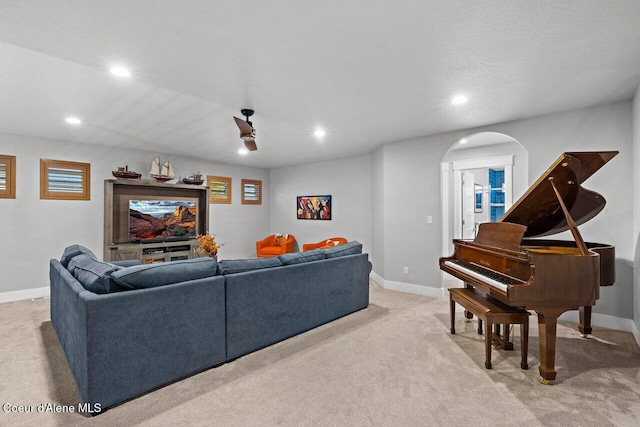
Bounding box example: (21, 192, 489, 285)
(40, 159, 91, 201)
(207, 175, 232, 204)
(0, 154, 16, 199)
(241, 179, 262, 205)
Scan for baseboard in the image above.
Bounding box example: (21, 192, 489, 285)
(371, 271, 640, 347)
(370, 272, 445, 298)
(559, 310, 640, 339)
(0, 286, 50, 304)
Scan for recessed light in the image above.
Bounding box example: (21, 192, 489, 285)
(238, 148, 249, 155)
(451, 95, 468, 105)
(65, 117, 82, 125)
(459, 138, 467, 144)
(110, 66, 131, 78)
(314, 128, 326, 139)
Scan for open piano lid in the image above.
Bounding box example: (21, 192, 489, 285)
(500, 151, 618, 237)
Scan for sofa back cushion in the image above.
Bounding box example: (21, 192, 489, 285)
(67, 254, 123, 294)
(279, 249, 325, 266)
(323, 241, 363, 259)
(60, 244, 96, 268)
(217, 257, 282, 275)
(111, 257, 218, 290)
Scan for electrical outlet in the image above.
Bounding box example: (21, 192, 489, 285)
(427, 216, 433, 224)
(403, 266, 409, 275)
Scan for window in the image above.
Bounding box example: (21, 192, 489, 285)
(40, 159, 91, 200)
(241, 179, 262, 205)
(489, 168, 505, 221)
(207, 175, 232, 204)
(0, 154, 16, 199)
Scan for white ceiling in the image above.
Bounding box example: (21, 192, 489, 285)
(1, 1, 640, 169)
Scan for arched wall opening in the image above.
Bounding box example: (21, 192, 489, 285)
(440, 132, 529, 287)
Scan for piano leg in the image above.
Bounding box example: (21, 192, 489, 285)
(485, 320, 493, 369)
(450, 296, 456, 334)
(520, 320, 529, 370)
(464, 309, 473, 323)
(536, 309, 566, 384)
(579, 306, 593, 338)
(464, 284, 474, 322)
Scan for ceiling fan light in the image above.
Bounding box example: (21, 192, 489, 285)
(238, 148, 249, 155)
(314, 129, 326, 139)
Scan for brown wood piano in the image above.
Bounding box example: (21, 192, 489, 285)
(440, 151, 618, 383)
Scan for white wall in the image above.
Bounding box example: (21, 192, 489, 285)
(374, 101, 633, 319)
(467, 168, 489, 225)
(0, 133, 270, 296)
(269, 154, 372, 255)
(442, 140, 529, 202)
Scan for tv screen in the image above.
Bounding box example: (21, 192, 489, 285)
(129, 200, 197, 241)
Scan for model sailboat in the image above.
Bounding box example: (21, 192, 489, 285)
(150, 157, 175, 182)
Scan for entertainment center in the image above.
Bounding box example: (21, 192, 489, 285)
(103, 179, 210, 263)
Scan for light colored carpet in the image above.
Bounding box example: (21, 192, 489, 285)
(1, 282, 639, 426)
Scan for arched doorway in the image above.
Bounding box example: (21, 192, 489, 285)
(440, 132, 528, 287)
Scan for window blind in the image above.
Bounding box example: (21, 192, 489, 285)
(48, 167, 84, 193)
(243, 182, 260, 201)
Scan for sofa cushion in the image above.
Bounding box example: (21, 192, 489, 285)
(323, 241, 363, 259)
(67, 254, 123, 294)
(111, 257, 218, 290)
(217, 257, 282, 275)
(110, 259, 143, 268)
(279, 249, 325, 266)
(60, 244, 96, 268)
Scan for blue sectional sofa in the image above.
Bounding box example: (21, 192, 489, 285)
(49, 242, 371, 411)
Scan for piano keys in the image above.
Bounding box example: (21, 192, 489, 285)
(440, 151, 618, 383)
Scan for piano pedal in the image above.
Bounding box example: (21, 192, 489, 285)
(579, 333, 588, 339)
(539, 378, 552, 385)
(464, 319, 471, 323)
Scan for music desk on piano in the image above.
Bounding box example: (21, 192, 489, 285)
(440, 151, 617, 383)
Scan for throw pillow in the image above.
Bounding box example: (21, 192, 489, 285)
(110, 257, 218, 290)
(274, 234, 285, 246)
(217, 257, 282, 275)
(279, 249, 325, 266)
(323, 241, 363, 259)
(60, 244, 96, 268)
(67, 254, 123, 294)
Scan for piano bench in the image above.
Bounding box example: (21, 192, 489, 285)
(448, 287, 530, 370)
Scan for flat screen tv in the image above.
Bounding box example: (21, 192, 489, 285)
(129, 200, 197, 242)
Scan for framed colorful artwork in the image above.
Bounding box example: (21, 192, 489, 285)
(297, 195, 331, 220)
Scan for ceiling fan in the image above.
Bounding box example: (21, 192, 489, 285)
(233, 109, 257, 151)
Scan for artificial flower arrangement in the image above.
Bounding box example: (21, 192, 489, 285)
(194, 232, 224, 258)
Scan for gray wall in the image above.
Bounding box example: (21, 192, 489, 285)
(269, 154, 372, 255)
(0, 133, 270, 294)
(634, 83, 640, 333)
(371, 147, 385, 275)
(373, 101, 634, 318)
(1, 100, 637, 325)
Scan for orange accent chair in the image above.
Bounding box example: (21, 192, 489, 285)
(302, 237, 347, 252)
(256, 234, 296, 258)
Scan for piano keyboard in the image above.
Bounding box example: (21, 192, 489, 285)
(443, 260, 519, 292)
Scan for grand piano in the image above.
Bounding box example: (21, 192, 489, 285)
(440, 151, 617, 383)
